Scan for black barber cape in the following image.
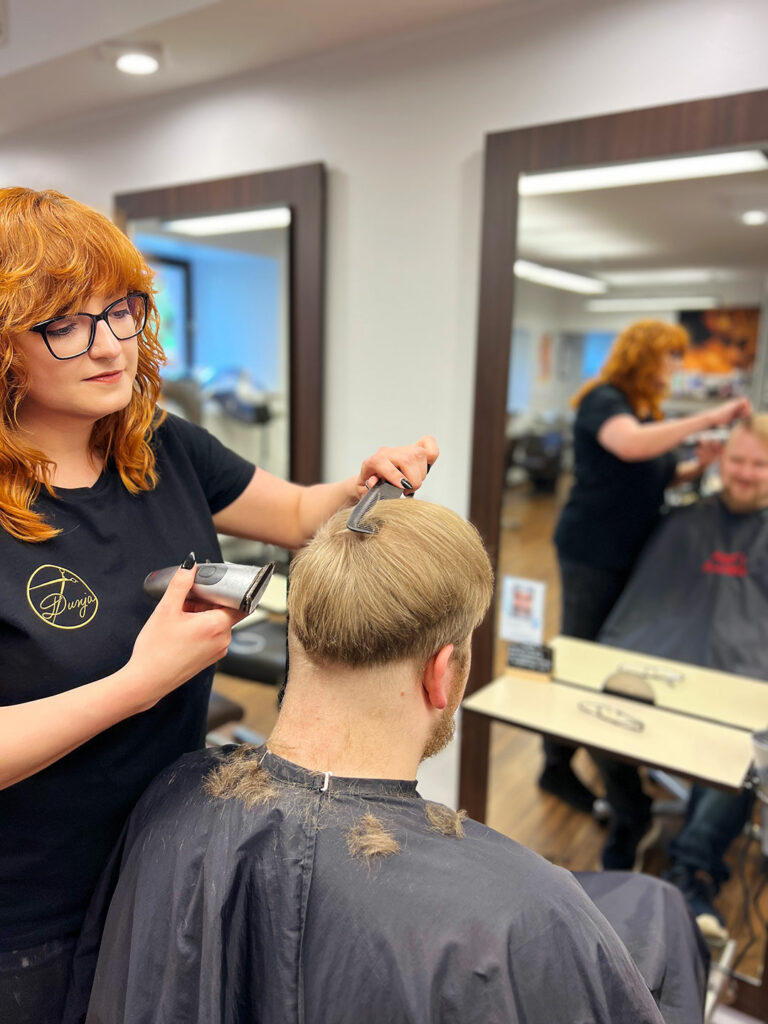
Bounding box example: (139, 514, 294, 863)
(575, 872, 707, 1024)
(65, 746, 664, 1024)
(600, 495, 768, 677)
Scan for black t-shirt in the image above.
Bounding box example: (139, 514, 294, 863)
(554, 385, 677, 571)
(0, 414, 255, 949)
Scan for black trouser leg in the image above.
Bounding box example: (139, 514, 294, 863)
(0, 935, 76, 1024)
(593, 754, 652, 827)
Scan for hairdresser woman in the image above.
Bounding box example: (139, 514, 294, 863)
(0, 187, 438, 1024)
(541, 321, 749, 840)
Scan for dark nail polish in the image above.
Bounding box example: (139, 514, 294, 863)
(400, 478, 414, 491)
(181, 551, 196, 570)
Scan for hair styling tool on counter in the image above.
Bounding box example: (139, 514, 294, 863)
(144, 560, 276, 614)
(346, 463, 432, 535)
(577, 700, 645, 733)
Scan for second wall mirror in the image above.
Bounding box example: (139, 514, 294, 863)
(114, 163, 326, 568)
(461, 89, 768, 1014)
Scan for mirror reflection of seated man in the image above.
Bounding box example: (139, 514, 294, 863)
(596, 415, 768, 942)
(65, 501, 672, 1024)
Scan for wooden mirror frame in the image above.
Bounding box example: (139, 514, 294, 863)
(461, 90, 768, 814)
(115, 163, 326, 485)
(460, 87, 768, 1018)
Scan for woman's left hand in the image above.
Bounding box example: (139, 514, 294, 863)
(355, 436, 440, 497)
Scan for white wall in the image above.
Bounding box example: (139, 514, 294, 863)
(3, 0, 768, 804)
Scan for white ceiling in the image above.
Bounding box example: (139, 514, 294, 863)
(0, 0, 545, 138)
(0, 0, 216, 76)
(518, 168, 768, 305)
(5, 0, 766, 306)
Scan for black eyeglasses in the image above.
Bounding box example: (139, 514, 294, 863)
(29, 293, 149, 360)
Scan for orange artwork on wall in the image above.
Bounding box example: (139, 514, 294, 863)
(680, 308, 759, 375)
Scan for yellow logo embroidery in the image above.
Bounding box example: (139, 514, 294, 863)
(27, 565, 99, 630)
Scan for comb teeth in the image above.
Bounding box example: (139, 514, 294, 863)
(346, 480, 403, 534)
(347, 521, 378, 536)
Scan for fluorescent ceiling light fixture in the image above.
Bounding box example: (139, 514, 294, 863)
(600, 269, 716, 287)
(514, 259, 606, 294)
(519, 150, 768, 196)
(586, 296, 718, 313)
(741, 209, 768, 226)
(116, 51, 159, 75)
(164, 208, 292, 235)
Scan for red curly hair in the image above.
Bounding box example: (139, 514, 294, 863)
(0, 187, 166, 543)
(572, 319, 689, 420)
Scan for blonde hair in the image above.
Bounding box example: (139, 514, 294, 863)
(572, 319, 689, 420)
(732, 414, 768, 450)
(0, 187, 165, 542)
(288, 500, 494, 668)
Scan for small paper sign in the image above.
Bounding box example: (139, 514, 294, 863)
(499, 575, 546, 645)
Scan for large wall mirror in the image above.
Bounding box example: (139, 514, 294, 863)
(461, 90, 768, 1011)
(115, 164, 325, 568)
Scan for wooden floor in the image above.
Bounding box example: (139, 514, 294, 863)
(214, 478, 768, 990)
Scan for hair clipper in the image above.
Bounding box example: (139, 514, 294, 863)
(144, 560, 276, 614)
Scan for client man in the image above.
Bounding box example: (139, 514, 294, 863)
(598, 415, 768, 940)
(66, 500, 670, 1023)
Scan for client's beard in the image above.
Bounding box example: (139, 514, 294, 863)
(421, 670, 465, 761)
(421, 706, 457, 761)
(721, 486, 768, 515)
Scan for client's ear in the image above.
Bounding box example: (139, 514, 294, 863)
(422, 644, 455, 710)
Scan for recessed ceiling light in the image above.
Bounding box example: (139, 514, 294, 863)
(519, 150, 768, 196)
(741, 209, 768, 226)
(586, 297, 718, 313)
(514, 259, 606, 295)
(164, 208, 293, 235)
(116, 51, 160, 75)
(99, 42, 163, 76)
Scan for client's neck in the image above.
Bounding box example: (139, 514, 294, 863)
(267, 655, 426, 781)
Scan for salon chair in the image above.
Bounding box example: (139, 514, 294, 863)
(220, 619, 287, 687)
(206, 690, 245, 733)
(516, 431, 564, 492)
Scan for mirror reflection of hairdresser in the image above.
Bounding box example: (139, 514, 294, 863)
(63, 502, 674, 1024)
(0, 187, 437, 1024)
(597, 417, 768, 942)
(544, 321, 750, 817)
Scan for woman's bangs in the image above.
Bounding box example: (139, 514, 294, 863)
(31, 219, 153, 325)
(82, 230, 154, 306)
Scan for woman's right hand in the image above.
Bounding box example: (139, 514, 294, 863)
(708, 396, 752, 428)
(127, 565, 243, 709)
